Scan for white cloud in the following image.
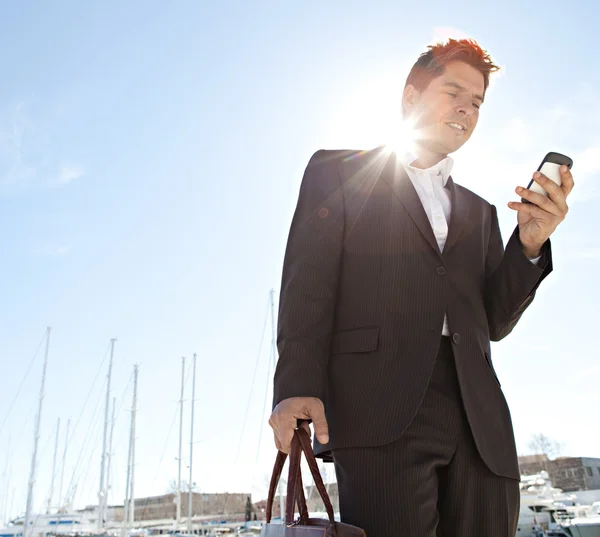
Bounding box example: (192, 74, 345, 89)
(573, 146, 600, 177)
(0, 103, 38, 192)
(570, 248, 600, 260)
(548, 105, 570, 123)
(530, 345, 551, 352)
(58, 164, 84, 185)
(502, 117, 533, 153)
(457, 102, 600, 205)
(566, 363, 600, 385)
(32, 243, 72, 257)
(431, 26, 472, 42)
(0, 102, 86, 193)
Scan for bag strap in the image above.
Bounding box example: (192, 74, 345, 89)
(295, 461, 309, 524)
(265, 440, 309, 524)
(265, 427, 335, 525)
(265, 450, 286, 523)
(285, 433, 303, 524)
(295, 427, 336, 524)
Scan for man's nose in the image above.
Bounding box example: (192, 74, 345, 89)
(456, 102, 477, 116)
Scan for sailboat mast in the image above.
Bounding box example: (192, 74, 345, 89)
(123, 366, 138, 537)
(2, 437, 10, 525)
(123, 446, 131, 537)
(270, 290, 285, 520)
(98, 338, 116, 530)
(187, 354, 197, 535)
(58, 419, 70, 511)
(106, 397, 116, 516)
(129, 365, 138, 526)
(7, 487, 14, 527)
(176, 357, 185, 526)
(23, 326, 51, 537)
(47, 418, 61, 513)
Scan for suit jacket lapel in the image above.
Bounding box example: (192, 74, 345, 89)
(444, 175, 472, 255)
(380, 151, 472, 257)
(380, 152, 442, 256)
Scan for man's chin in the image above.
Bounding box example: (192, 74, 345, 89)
(419, 139, 464, 157)
(438, 136, 470, 155)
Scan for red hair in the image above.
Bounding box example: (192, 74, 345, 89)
(405, 38, 500, 94)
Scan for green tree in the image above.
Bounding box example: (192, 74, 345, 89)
(245, 496, 253, 522)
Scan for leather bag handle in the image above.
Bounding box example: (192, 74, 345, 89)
(265, 437, 309, 524)
(294, 427, 336, 524)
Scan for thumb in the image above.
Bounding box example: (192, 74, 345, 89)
(308, 401, 329, 444)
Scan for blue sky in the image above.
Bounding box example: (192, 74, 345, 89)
(0, 0, 599, 518)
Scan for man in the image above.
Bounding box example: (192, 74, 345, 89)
(269, 38, 574, 536)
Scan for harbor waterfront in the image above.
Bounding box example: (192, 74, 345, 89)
(3, 473, 600, 537)
(2, 319, 600, 537)
(1, 3, 599, 537)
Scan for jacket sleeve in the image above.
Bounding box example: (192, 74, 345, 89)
(273, 150, 345, 408)
(484, 204, 553, 341)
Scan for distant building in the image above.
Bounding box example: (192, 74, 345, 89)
(80, 492, 250, 522)
(519, 454, 600, 492)
(551, 457, 600, 492)
(518, 453, 552, 475)
(253, 497, 279, 520)
(253, 483, 340, 520)
(306, 483, 339, 513)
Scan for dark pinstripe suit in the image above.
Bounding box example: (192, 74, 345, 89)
(273, 147, 553, 536)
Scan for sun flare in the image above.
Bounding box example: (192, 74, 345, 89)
(325, 72, 418, 157)
(382, 117, 419, 156)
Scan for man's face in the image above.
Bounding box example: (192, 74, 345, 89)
(402, 60, 485, 156)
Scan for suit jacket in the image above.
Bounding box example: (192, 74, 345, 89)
(273, 146, 552, 480)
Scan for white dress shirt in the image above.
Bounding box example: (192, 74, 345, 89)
(400, 153, 541, 336)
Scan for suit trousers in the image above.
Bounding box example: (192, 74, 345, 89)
(332, 336, 520, 537)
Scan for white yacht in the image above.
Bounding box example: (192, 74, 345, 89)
(0, 512, 99, 537)
(561, 501, 600, 536)
(517, 471, 581, 536)
(516, 473, 600, 537)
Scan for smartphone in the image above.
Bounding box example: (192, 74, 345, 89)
(521, 152, 573, 204)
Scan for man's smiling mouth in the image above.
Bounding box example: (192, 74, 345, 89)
(446, 122, 467, 132)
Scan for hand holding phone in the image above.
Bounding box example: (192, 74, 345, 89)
(521, 152, 573, 204)
(509, 151, 574, 252)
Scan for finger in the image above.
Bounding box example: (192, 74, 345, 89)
(531, 172, 568, 212)
(269, 407, 295, 454)
(559, 165, 575, 197)
(507, 200, 554, 219)
(307, 400, 330, 444)
(279, 416, 297, 454)
(516, 186, 562, 217)
(299, 421, 311, 438)
(270, 417, 284, 452)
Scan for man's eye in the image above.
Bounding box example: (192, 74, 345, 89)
(447, 92, 457, 98)
(473, 103, 480, 109)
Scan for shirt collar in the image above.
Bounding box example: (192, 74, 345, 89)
(399, 151, 454, 187)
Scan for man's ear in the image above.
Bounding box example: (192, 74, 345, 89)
(402, 84, 419, 117)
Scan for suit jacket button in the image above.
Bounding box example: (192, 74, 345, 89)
(452, 333, 461, 344)
(436, 266, 447, 276)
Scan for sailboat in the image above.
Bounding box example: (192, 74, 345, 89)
(0, 331, 121, 537)
(0, 328, 95, 537)
(170, 354, 197, 537)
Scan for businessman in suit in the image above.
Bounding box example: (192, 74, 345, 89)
(269, 38, 574, 536)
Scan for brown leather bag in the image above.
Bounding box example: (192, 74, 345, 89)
(260, 427, 366, 536)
